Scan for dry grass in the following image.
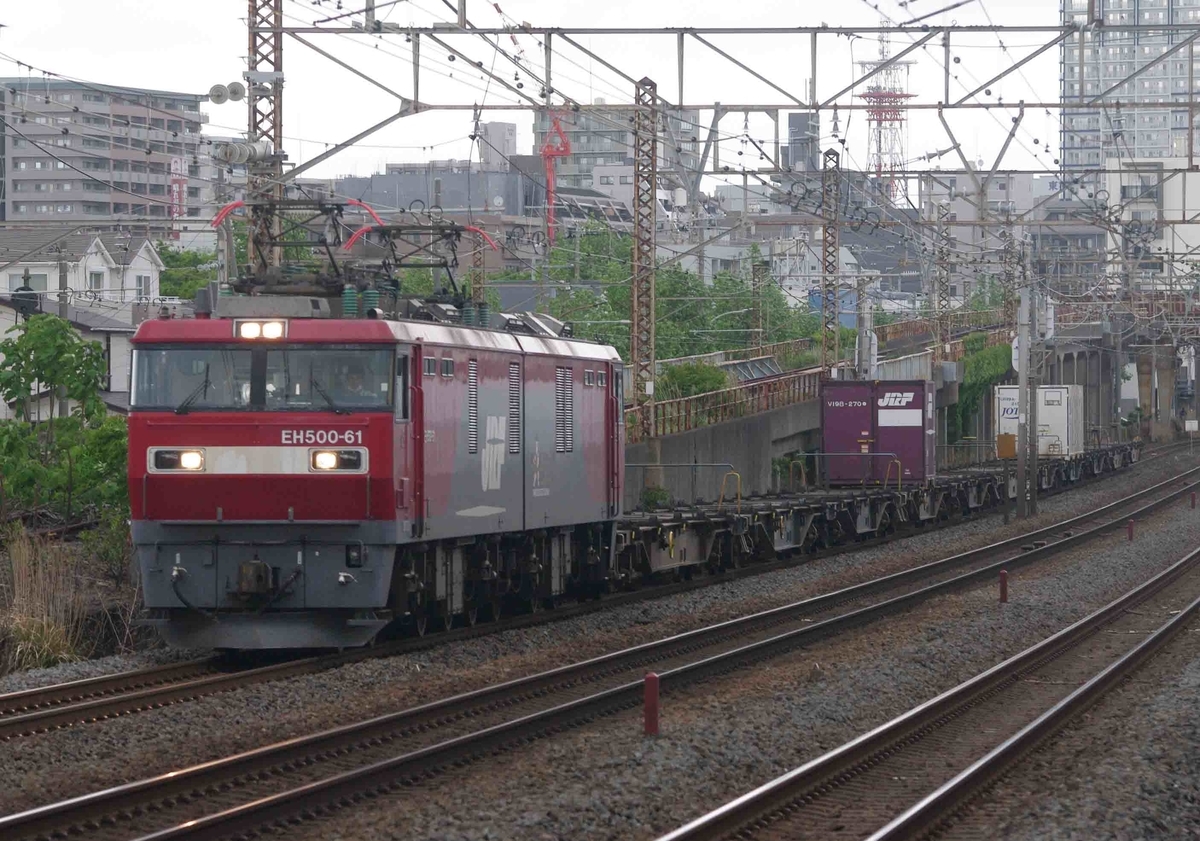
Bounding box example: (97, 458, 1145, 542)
(0, 528, 90, 673)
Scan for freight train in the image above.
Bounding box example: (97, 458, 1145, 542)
(130, 296, 1142, 650)
(129, 297, 624, 648)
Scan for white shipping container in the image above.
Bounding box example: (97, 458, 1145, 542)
(994, 384, 1087, 457)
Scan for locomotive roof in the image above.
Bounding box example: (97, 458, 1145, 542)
(132, 317, 621, 363)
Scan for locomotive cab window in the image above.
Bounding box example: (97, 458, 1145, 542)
(441, 357, 455, 378)
(584, 370, 595, 387)
(132, 345, 393, 412)
(423, 357, 437, 376)
(597, 370, 607, 388)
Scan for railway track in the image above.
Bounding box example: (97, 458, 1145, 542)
(656, 536, 1200, 841)
(0, 442, 1165, 742)
(4, 455, 1196, 841)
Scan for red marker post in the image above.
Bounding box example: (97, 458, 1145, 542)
(999, 569, 1008, 604)
(644, 672, 660, 737)
(1192, 491, 1196, 511)
(1128, 519, 1135, 541)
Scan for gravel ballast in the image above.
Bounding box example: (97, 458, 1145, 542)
(943, 618, 1200, 841)
(280, 464, 1200, 841)
(0, 448, 1194, 820)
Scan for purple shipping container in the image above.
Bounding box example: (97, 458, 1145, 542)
(821, 379, 937, 487)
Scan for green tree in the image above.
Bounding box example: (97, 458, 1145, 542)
(156, 243, 217, 301)
(0, 314, 106, 425)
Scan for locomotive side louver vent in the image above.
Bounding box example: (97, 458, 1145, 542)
(468, 359, 479, 454)
(508, 362, 521, 454)
(555, 366, 574, 453)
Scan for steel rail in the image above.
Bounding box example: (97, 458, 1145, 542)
(870, 591, 1200, 840)
(0, 443, 1157, 742)
(0, 658, 218, 719)
(5, 456, 1195, 841)
(657, 546, 1200, 841)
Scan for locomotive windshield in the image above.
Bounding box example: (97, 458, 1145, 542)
(132, 344, 393, 412)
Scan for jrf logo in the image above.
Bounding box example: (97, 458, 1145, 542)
(482, 416, 507, 491)
(877, 392, 916, 407)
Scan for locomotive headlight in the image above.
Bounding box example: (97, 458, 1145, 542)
(152, 449, 205, 471)
(310, 449, 365, 471)
(179, 450, 205, 470)
(234, 320, 287, 340)
(312, 451, 339, 470)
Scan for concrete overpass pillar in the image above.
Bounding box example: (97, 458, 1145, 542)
(1100, 352, 1114, 446)
(1088, 351, 1102, 440)
(1154, 347, 1177, 441)
(1137, 350, 1156, 439)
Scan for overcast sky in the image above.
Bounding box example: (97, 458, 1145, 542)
(0, 0, 1065, 197)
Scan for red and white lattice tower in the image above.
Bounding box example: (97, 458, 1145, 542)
(856, 22, 915, 204)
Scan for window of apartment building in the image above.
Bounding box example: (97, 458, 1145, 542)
(188, 165, 200, 177)
(167, 120, 183, 133)
(55, 204, 73, 213)
(81, 160, 109, 172)
(135, 275, 150, 299)
(35, 204, 50, 213)
(131, 204, 147, 215)
(148, 184, 166, 196)
(112, 160, 129, 172)
(131, 162, 147, 173)
(150, 118, 164, 129)
(55, 162, 66, 170)
(81, 137, 108, 149)
(56, 183, 73, 192)
(112, 181, 130, 192)
(9, 273, 47, 291)
(130, 183, 147, 194)
(129, 115, 146, 126)
(11, 138, 25, 149)
(599, 175, 614, 185)
(187, 186, 200, 198)
(148, 205, 165, 218)
(187, 207, 201, 217)
(88, 271, 104, 292)
(83, 181, 106, 192)
(33, 183, 49, 192)
(14, 205, 27, 214)
(619, 175, 633, 185)
(112, 203, 128, 213)
(82, 202, 109, 215)
(33, 160, 45, 170)
(148, 162, 166, 174)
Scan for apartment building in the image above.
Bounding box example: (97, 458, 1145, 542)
(0, 79, 209, 230)
(1060, 0, 1200, 170)
(532, 99, 700, 189)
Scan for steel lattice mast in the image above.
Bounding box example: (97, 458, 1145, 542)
(631, 78, 659, 440)
(246, 0, 285, 271)
(856, 22, 915, 205)
(821, 148, 841, 373)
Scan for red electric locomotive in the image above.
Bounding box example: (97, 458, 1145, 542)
(128, 298, 624, 648)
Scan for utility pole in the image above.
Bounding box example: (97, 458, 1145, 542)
(1026, 241, 1039, 515)
(821, 149, 841, 373)
(856, 273, 873, 379)
(751, 259, 767, 353)
(57, 250, 69, 419)
(1016, 275, 1031, 518)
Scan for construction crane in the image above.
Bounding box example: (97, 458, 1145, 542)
(540, 112, 572, 248)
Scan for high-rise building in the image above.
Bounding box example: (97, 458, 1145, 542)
(477, 121, 517, 171)
(1059, 0, 1199, 171)
(532, 100, 700, 189)
(0, 79, 210, 231)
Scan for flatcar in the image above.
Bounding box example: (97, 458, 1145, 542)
(128, 300, 624, 648)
